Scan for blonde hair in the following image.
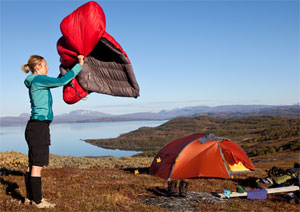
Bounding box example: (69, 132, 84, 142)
(22, 55, 44, 74)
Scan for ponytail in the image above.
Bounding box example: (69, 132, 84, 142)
(22, 55, 44, 74)
(22, 64, 30, 74)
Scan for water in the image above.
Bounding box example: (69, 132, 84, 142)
(0, 120, 167, 157)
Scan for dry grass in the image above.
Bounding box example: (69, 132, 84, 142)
(0, 151, 153, 170)
(0, 151, 299, 212)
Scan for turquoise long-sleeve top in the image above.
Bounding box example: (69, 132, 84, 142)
(24, 64, 82, 121)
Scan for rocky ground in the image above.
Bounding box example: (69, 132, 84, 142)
(141, 191, 227, 212)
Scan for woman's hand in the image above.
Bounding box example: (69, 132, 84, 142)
(77, 55, 84, 66)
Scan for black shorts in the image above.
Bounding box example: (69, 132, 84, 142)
(25, 120, 51, 166)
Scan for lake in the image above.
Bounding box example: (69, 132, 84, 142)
(0, 120, 167, 157)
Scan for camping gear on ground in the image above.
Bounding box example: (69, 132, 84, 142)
(254, 163, 300, 203)
(286, 168, 300, 182)
(223, 190, 231, 198)
(179, 180, 189, 197)
(57, 1, 139, 104)
(236, 186, 246, 193)
(246, 189, 267, 199)
(268, 165, 300, 183)
(222, 163, 300, 200)
(283, 191, 299, 204)
(167, 180, 189, 197)
(268, 166, 286, 178)
(218, 185, 300, 199)
(167, 180, 177, 197)
(272, 175, 292, 185)
(149, 134, 255, 179)
(257, 164, 300, 189)
(256, 177, 274, 189)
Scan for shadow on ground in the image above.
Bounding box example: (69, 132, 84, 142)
(233, 177, 258, 188)
(122, 167, 149, 174)
(147, 186, 168, 197)
(0, 168, 25, 203)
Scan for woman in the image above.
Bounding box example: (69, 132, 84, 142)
(22, 55, 84, 208)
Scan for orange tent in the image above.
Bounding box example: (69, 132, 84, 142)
(149, 134, 255, 179)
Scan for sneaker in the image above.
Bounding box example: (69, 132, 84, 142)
(24, 198, 32, 205)
(32, 198, 56, 209)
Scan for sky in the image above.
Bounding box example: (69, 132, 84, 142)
(0, 0, 299, 117)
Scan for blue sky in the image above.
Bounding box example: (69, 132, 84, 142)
(0, 0, 299, 116)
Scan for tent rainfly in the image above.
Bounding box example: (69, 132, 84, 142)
(149, 134, 255, 179)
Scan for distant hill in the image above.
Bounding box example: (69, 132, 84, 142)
(0, 104, 299, 126)
(85, 116, 300, 157)
(156, 104, 300, 119)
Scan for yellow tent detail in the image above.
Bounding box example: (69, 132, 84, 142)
(134, 169, 139, 175)
(156, 157, 162, 163)
(227, 161, 249, 172)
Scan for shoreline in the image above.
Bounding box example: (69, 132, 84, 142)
(0, 149, 141, 159)
(0, 118, 168, 127)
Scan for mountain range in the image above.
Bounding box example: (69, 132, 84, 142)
(0, 104, 299, 126)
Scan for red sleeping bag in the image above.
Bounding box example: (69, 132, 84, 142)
(57, 1, 139, 104)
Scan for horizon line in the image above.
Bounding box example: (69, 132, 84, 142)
(0, 103, 299, 118)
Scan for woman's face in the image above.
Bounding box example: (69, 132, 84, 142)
(36, 59, 48, 75)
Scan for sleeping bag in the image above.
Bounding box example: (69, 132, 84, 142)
(57, 1, 140, 104)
